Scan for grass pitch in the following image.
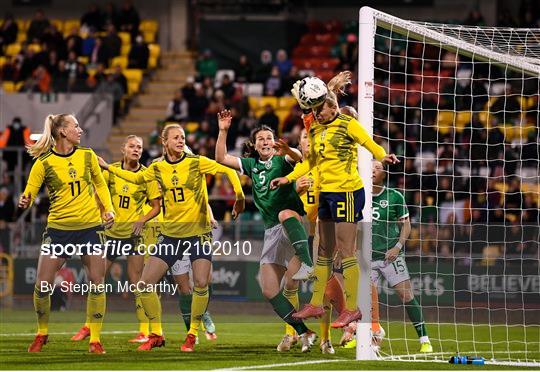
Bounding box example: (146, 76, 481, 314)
(1, 309, 538, 370)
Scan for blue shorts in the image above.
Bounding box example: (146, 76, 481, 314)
(105, 236, 143, 261)
(41, 226, 105, 258)
(318, 188, 365, 223)
(153, 233, 213, 267)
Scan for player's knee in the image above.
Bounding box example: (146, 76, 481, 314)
(278, 209, 297, 223)
(261, 284, 279, 300)
(192, 277, 208, 289)
(399, 290, 414, 303)
(179, 281, 191, 294)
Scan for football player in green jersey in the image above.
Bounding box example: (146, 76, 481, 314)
(216, 110, 317, 352)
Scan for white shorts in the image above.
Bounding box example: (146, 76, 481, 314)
(371, 255, 410, 287)
(171, 254, 191, 276)
(260, 224, 295, 267)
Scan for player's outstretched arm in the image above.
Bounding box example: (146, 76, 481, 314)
(19, 160, 44, 209)
(216, 109, 242, 170)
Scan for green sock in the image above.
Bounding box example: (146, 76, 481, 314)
(282, 217, 313, 267)
(405, 298, 428, 338)
(268, 293, 308, 336)
(179, 293, 192, 331)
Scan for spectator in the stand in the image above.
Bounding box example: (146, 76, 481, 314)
(0, 56, 20, 81)
(41, 25, 66, 58)
(281, 105, 303, 139)
(196, 49, 218, 80)
(0, 13, 18, 54)
(182, 76, 196, 103)
(490, 84, 521, 124)
(464, 9, 486, 26)
(19, 47, 37, 82)
(0, 117, 31, 171)
(128, 34, 149, 69)
(274, 49, 292, 77)
(52, 60, 68, 91)
(522, 193, 539, 224)
(27, 9, 50, 43)
(265, 65, 282, 96)
(0, 187, 15, 254)
(281, 65, 300, 95)
(166, 90, 189, 122)
(93, 63, 108, 84)
(219, 74, 236, 100)
(89, 37, 110, 68)
(81, 30, 97, 56)
(28, 64, 52, 93)
(234, 54, 253, 83)
(112, 64, 128, 95)
(65, 26, 83, 56)
(504, 177, 523, 221)
(497, 8, 518, 27)
(65, 50, 80, 79)
(202, 76, 215, 99)
(254, 49, 272, 83)
(189, 85, 210, 122)
(257, 104, 279, 133)
(118, 0, 141, 38)
(34, 43, 50, 69)
(81, 3, 103, 32)
(339, 33, 358, 71)
(103, 24, 122, 58)
(99, 74, 124, 124)
(103, 2, 120, 31)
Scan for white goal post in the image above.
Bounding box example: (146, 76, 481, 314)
(356, 6, 540, 367)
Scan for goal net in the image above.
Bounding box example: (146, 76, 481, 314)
(357, 6, 540, 367)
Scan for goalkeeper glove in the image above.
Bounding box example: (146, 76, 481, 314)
(291, 80, 312, 114)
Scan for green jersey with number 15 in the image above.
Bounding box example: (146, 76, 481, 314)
(240, 155, 305, 229)
(372, 186, 409, 261)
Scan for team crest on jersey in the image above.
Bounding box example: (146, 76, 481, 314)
(68, 168, 77, 179)
(380, 200, 388, 208)
(122, 184, 129, 193)
(264, 160, 272, 170)
(171, 175, 179, 187)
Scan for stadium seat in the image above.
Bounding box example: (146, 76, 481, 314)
(63, 19, 80, 35)
(15, 19, 29, 32)
(16, 33, 26, 43)
(249, 96, 278, 111)
(118, 32, 131, 45)
(436, 110, 455, 134)
(143, 31, 155, 43)
(128, 81, 140, 95)
(121, 44, 131, 56)
(77, 56, 89, 65)
(50, 19, 63, 32)
(245, 83, 263, 96)
(27, 43, 41, 53)
(148, 56, 158, 69)
(148, 44, 161, 59)
(2, 82, 15, 92)
(140, 20, 158, 33)
(111, 56, 128, 69)
(0, 56, 5, 68)
(5, 43, 21, 56)
(275, 109, 290, 127)
(185, 122, 199, 133)
(123, 69, 143, 85)
(214, 69, 235, 87)
(277, 96, 297, 111)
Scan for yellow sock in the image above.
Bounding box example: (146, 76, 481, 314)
(283, 288, 299, 336)
(135, 295, 149, 336)
(33, 284, 50, 335)
(342, 256, 360, 311)
(188, 286, 208, 336)
(310, 257, 333, 306)
(137, 290, 162, 336)
(320, 302, 332, 341)
(87, 290, 106, 343)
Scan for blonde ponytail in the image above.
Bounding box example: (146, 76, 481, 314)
(27, 114, 71, 158)
(327, 70, 352, 97)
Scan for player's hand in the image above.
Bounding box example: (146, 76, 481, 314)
(210, 216, 219, 229)
(102, 211, 115, 229)
(270, 177, 290, 190)
(18, 193, 31, 209)
(132, 218, 145, 236)
(97, 156, 109, 170)
(217, 109, 232, 131)
(273, 139, 291, 157)
(385, 246, 401, 262)
(381, 154, 399, 165)
(232, 198, 245, 220)
(295, 176, 311, 195)
(291, 80, 310, 110)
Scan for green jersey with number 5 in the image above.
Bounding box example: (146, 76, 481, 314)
(240, 155, 305, 228)
(372, 186, 409, 261)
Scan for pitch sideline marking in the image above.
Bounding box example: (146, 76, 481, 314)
(213, 359, 347, 370)
(0, 330, 135, 337)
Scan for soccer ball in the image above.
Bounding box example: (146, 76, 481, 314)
(298, 77, 328, 108)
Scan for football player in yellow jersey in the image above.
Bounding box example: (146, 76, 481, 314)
(71, 135, 161, 345)
(19, 114, 115, 354)
(271, 71, 399, 328)
(278, 127, 346, 354)
(98, 124, 245, 352)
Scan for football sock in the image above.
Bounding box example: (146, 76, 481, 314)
(405, 298, 428, 339)
(188, 286, 209, 336)
(179, 293, 192, 331)
(324, 274, 345, 314)
(135, 295, 149, 336)
(33, 284, 50, 336)
(282, 217, 313, 267)
(269, 293, 308, 336)
(87, 289, 106, 343)
(342, 256, 360, 311)
(283, 288, 299, 336)
(310, 256, 333, 306)
(320, 301, 332, 341)
(137, 290, 162, 336)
